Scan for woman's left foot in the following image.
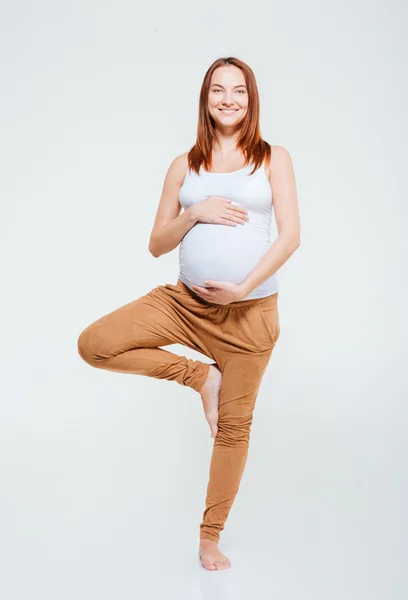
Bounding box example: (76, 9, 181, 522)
(199, 538, 231, 570)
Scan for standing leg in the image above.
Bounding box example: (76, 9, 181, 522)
(197, 292, 280, 569)
(200, 351, 272, 542)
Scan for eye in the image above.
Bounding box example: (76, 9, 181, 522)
(213, 88, 222, 93)
(236, 89, 246, 94)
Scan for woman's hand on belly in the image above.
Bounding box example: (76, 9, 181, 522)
(191, 279, 248, 305)
(191, 196, 248, 226)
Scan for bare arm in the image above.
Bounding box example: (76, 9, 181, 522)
(148, 154, 197, 258)
(268, 145, 300, 246)
(239, 145, 301, 296)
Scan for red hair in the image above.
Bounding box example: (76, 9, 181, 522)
(188, 56, 271, 176)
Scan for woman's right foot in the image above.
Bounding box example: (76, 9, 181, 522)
(199, 364, 222, 438)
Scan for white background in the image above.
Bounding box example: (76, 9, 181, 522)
(1, 1, 406, 598)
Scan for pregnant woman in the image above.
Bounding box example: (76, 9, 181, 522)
(77, 56, 300, 570)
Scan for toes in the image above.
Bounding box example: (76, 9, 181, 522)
(214, 558, 227, 569)
(201, 555, 216, 570)
(200, 554, 231, 570)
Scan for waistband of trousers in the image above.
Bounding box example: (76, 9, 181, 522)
(176, 279, 278, 308)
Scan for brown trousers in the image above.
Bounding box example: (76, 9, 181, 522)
(77, 279, 280, 542)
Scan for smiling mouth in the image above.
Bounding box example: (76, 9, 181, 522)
(218, 109, 239, 114)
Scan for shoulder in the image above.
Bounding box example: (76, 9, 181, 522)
(167, 152, 189, 182)
(265, 145, 293, 179)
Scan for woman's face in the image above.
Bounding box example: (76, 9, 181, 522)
(208, 65, 248, 127)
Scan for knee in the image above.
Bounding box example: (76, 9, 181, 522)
(216, 414, 253, 447)
(77, 324, 102, 366)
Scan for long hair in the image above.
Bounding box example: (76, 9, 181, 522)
(188, 56, 271, 176)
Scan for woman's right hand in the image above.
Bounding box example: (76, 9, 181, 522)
(190, 196, 248, 226)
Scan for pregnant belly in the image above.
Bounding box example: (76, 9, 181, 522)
(178, 222, 271, 286)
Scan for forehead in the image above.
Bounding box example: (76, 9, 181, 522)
(210, 65, 246, 87)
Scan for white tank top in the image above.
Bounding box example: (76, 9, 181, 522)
(178, 161, 279, 300)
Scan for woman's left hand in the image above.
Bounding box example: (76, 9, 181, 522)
(191, 280, 248, 305)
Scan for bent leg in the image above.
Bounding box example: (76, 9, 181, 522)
(77, 289, 211, 393)
(199, 351, 272, 541)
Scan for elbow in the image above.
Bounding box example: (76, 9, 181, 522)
(148, 234, 160, 258)
(282, 232, 300, 251)
(148, 240, 158, 257)
(292, 240, 301, 254)
(148, 245, 160, 258)
(290, 228, 301, 249)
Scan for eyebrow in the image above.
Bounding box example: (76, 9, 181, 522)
(210, 84, 247, 89)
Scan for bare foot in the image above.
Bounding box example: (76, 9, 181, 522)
(199, 538, 231, 570)
(199, 364, 222, 438)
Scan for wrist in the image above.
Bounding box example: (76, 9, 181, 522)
(238, 281, 252, 299)
(187, 205, 199, 224)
